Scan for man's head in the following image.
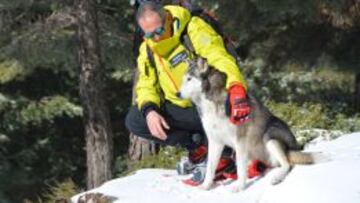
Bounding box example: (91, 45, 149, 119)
(136, 2, 173, 42)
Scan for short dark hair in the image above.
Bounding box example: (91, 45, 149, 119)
(136, 1, 166, 23)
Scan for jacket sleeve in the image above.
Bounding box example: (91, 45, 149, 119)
(135, 43, 161, 110)
(187, 17, 247, 90)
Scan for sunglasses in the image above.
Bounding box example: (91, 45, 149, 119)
(143, 26, 165, 39)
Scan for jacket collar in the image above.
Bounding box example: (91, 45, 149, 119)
(145, 5, 191, 57)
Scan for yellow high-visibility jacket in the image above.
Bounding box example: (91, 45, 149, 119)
(135, 5, 247, 110)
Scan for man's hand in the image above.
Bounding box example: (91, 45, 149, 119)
(227, 84, 251, 125)
(146, 110, 170, 140)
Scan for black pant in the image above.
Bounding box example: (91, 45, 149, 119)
(125, 102, 233, 156)
(125, 102, 206, 150)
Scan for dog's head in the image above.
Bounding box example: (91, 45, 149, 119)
(178, 57, 226, 103)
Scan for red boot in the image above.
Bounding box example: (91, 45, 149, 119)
(247, 160, 269, 178)
(222, 159, 269, 180)
(182, 157, 237, 186)
(188, 145, 207, 164)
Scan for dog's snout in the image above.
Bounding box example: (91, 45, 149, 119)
(176, 92, 182, 99)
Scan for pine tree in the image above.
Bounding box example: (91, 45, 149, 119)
(74, 0, 114, 189)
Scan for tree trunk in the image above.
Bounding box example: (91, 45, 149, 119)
(75, 0, 113, 189)
(128, 67, 158, 160)
(128, 135, 158, 160)
(356, 73, 360, 111)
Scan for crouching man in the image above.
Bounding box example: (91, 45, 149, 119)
(126, 2, 264, 185)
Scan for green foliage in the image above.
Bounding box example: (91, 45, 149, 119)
(111, 69, 134, 83)
(216, 0, 359, 70)
(243, 58, 354, 112)
(0, 59, 28, 84)
(0, 93, 11, 112)
(27, 179, 79, 203)
(266, 101, 360, 145)
(19, 96, 82, 125)
(1, 1, 135, 201)
(0, 95, 82, 133)
(0, 0, 34, 10)
(331, 113, 360, 133)
(0, 27, 78, 78)
(266, 101, 330, 129)
(118, 147, 186, 177)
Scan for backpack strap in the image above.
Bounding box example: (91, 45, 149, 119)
(180, 24, 196, 55)
(224, 38, 243, 66)
(146, 45, 156, 76)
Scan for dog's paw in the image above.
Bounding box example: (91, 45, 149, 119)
(230, 185, 244, 193)
(271, 176, 284, 185)
(198, 182, 212, 190)
(230, 181, 246, 193)
(271, 168, 290, 185)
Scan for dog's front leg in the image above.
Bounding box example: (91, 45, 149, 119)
(199, 139, 224, 190)
(232, 140, 248, 192)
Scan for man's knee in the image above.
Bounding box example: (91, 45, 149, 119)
(125, 106, 146, 134)
(125, 106, 165, 144)
(124, 108, 133, 132)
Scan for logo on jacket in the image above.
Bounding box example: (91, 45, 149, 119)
(170, 51, 188, 67)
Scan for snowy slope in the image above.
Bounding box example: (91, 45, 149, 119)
(72, 132, 360, 203)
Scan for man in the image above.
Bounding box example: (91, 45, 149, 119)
(126, 2, 260, 184)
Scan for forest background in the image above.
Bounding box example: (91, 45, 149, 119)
(0, 0, 359, 202)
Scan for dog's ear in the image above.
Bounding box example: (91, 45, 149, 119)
(196, 57, 204, 70)
(197, 57, 209, 74)
(197, 58, 210, 80)
(185, 58, 192, 65)
(185, 58, 197, 75)
(185, 58, 193, 69)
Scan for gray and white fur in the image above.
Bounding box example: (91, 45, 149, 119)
(178, 57, 322, 192)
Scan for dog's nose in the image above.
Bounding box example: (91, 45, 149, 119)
(176, 92, 182, 98)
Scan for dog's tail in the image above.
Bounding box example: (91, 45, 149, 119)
(287, 151, 330, 165)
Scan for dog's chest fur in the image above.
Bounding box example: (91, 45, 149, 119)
(198, 97, 238, 148)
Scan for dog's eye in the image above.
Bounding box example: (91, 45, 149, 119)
(187, 77, 192, 81)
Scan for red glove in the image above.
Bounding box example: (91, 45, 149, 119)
(228, 84, 251, 125)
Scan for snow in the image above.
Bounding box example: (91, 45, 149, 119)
(72, 132, 360, 203)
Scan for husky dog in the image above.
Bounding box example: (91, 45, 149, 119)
(178, 57, 322, 192)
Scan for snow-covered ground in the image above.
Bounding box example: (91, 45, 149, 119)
(72, 132, 360, 203)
